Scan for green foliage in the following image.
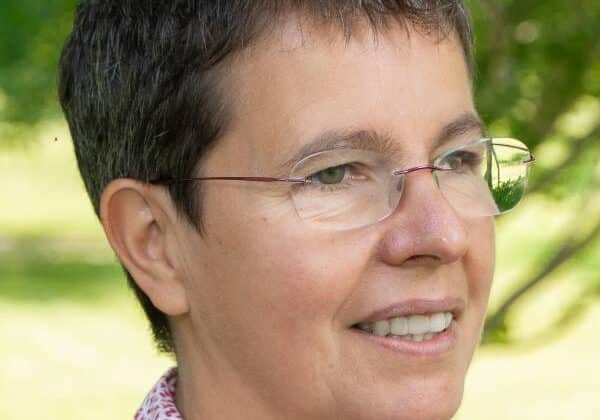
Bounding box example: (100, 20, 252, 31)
(467, 0, 600, 197)
(465, 0, 600, 343)
(0, 0, 76, 124)
(492, 177, 526, 212)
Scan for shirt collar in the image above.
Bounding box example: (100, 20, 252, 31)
(135, 367, 182, 419)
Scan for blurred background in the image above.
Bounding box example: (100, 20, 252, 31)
(0, 1, 598, 419)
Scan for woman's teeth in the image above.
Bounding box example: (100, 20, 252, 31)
(356, 312, 453, 341)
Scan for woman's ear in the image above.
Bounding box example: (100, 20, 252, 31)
(100, 179, 189, 316)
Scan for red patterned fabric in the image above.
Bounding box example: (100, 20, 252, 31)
(135, 368, 183, 419)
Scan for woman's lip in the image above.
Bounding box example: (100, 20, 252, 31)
(355, 296, 465, 324)
(350, 320, 458, 357)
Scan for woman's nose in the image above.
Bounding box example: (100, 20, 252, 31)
(377, 170, 469, 267)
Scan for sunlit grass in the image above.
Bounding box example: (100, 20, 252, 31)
(0, 300, 173, 420)
(455, 304, 600, 420)
(0, 121, 103, 239)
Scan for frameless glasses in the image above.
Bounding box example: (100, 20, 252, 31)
(151, 138, 535, 231)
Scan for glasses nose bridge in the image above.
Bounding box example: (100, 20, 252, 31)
(391, 164, 444, 191)
(389, 163, 446, 202)
(393, 163, 440, 177)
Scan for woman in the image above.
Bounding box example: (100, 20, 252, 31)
(58, 1, 534, 419)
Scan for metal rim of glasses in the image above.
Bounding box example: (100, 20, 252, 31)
(296, 137, 535, 228)
(149, 137, 535, 229)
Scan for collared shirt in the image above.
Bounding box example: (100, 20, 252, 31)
(135, 368, 183, 420)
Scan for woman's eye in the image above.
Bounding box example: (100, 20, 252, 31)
(445, 155, 463, 169)
(308, 165, 348, 184)
(442, 151, 482, 170)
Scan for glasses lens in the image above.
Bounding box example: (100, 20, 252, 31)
(290, 149, 396, 230)
(434, 138, 531, 217)
(289, 138, 532, 230)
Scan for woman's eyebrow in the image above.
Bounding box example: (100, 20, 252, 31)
(279, 129, 399, 170)
(279, 113, 486, 171)
(434, 113, 487, 149)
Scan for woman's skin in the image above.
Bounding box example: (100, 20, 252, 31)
(101, 16, 495, 420)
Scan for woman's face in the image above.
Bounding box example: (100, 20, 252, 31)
(172, 20, 495, 420)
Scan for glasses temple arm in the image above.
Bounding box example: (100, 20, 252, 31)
(149, 176, 307, 185)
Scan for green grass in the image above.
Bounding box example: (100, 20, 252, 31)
(0, 301, 173, 419)
(1, 122, 598, 419)
(455, 304, 600, 420)
(0, 122, 103, 239)
(0, 240, 173, 420)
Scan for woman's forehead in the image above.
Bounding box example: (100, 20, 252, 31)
(209, 20, 475, 174)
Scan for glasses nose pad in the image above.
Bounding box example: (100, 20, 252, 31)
(388, 174, 405, 210)
(433, 171, 441, 187)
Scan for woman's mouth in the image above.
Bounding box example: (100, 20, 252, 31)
(353, 311, 453, 342)
(350, 307, 460, 357)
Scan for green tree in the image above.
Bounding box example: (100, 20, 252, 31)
(466, 0, 600, 343)
(0, 1, 75, 126)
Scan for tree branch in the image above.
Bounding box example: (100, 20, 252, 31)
(484, 218, 600, 337)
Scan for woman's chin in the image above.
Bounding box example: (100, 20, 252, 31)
(358, 394, 462, 420)
(334, 376, 465, 420)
